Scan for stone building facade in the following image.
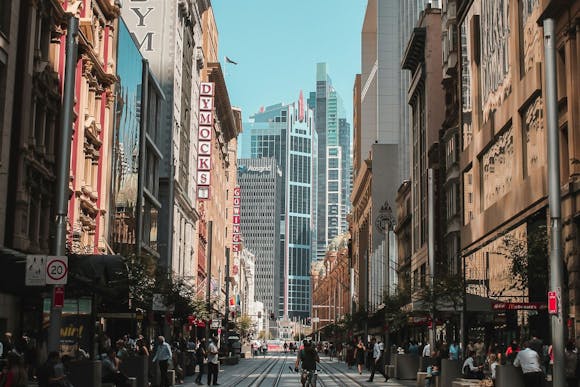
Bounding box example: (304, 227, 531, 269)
(311, 233, 351, 332)
(458, 0, 580, 340)
(0, 0, 120, 330)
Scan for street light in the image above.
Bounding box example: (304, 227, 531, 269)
(375, 201, 395, 362)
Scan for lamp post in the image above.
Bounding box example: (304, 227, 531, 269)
(375, 201, 395, 360)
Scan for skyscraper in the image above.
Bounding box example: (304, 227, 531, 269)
(237, 158, 282, 317)
(239, 96, 316, 319)
(313, 63, 351, 261)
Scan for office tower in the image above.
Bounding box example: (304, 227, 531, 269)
(240, 96, 316, 319)
(237, 158, 283, 318)
(313, 63, 351, 261)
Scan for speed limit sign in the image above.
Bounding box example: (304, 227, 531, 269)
(46, 256, 68, 285)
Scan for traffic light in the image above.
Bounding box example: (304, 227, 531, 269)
(257, 311, 262, 318)
(306, 317, 311, 325)
(270, 312, 275, 320)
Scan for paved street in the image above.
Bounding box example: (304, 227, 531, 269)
(179, 353, 416, 387)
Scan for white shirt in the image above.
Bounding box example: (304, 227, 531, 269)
(373, 343, 381, 359)
(207, 341, 219, 364)
(462, 357, 478, 372)
(422, 344, 431, 357)
(491, 361, 498, 379)
(514, 348, 542, 374)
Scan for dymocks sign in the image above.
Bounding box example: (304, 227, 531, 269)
(197, 82, 214, 199)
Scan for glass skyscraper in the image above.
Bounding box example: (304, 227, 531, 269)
(313, 63, 351, 261)
(239, 97, 316, 319)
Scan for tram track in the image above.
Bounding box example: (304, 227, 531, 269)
(229, 356, 279, 387)
(317, 359, 365, 387)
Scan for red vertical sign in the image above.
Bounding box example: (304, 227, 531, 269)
(232, 186, 242, 253)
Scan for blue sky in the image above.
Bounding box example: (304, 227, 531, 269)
(212, 0, 366, 122)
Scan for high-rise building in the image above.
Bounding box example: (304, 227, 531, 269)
(237, 158, 283, 317)
(313, 63, 351, 261)
(240, 97, 316, 319)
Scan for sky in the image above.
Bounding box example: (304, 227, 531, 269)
(212, 0, 367, 123)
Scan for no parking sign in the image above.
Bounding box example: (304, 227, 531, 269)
(46, 256, 68, 285)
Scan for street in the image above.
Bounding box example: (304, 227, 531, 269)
(179, 353, 416, 387)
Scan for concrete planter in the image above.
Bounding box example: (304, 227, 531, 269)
(119, 355, 148, 387)
(67, 360, 102, 387)
(495, 364, 524, 387)
(395, 354, 420, 380)
(440, 359, 461, 387)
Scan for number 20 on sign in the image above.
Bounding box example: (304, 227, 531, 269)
(46, 256, 68, 285)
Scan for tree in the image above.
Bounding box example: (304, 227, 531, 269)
(415, 275, 465, 313)
(382, 290, 412, 332)
(237, 315, 253, 339)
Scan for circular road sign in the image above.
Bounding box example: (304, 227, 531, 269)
(46, 258, 68, 283)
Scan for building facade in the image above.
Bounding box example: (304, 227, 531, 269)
(237, 158, 282, 318)
(311, 233, 351, 332)
(458, 0, 580, 342)
(401, 6, 445, 300)
(241, 99, 316, 319)
(312, 63, 352, 261)
(122, 0, 208, 280)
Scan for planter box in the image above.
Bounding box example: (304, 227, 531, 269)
(495, 365, 524, 387)
(119, 356, 148, 387)
(395, 354, 420, 380)
(68, 360, 102, 387)
(441, 359, 461, 387)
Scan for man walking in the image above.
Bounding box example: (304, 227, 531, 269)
(194, 338, 206, 385)
(367, 337, 389, 382)
(207, 336, 220, 386)
(152, 336, 172, 387)
(514, 341, 545, 387)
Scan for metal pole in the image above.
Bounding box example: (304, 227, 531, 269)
(543, 18, 565, 387)
(48, 15, 78, 353)
(428, 168, 436, 349)
(206, 221, 213, 344)
(224, 247, 230, 343)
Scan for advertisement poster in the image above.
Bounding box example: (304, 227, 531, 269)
(43, 298, 92, 356)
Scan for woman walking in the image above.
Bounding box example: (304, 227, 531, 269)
(354, 338, 366, 375)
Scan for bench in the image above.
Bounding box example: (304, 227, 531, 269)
(451, 378, 482, 387)
(417, 371, 440, 387)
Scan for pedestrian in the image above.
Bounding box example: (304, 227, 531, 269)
(449, 341, 460, 360)
(345, 341, 354, 369)
(194, 338, 206, 385)
(462, 350, 484, 379)
(354, 337, 366, 375)
(422, 342, 431, 358)
(1, 352, 28, 387)
(409, 340, 419, 356)
(367, 337, 389, 382)
(513, 341, 544, 387)
(1, 333, 14, 358)
(488, 353, 499, 382)
(505, 339, 520, 363)
(152, 336, 172, 387)
(564, 340, 579, 387)
(206, 336, 219, 386)
(425, 350, 441, 387)
(102, 348, 129, 387)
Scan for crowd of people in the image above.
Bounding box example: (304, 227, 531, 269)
(314, 335, 580, 387)
(0, 331, 225, 387)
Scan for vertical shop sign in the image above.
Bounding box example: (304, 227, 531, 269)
(198, 82, 214, 199)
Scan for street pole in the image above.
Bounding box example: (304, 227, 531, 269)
(428, 168, 436, 349)
(206, 221, 213, 344)
(224, 247, 230, 343)
(48, 14, 78, 353)
(543, 18, 565, 387)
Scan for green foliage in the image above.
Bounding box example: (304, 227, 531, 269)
(382, 290, 412, 332)
(414, 275, 465, 313)
(124, 255, 209, 319)
(237, 315, 253, 338)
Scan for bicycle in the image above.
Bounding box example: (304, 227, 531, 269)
(290, 366, 318, 387)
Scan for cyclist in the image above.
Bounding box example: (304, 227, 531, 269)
(295, 339, 320, 386)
